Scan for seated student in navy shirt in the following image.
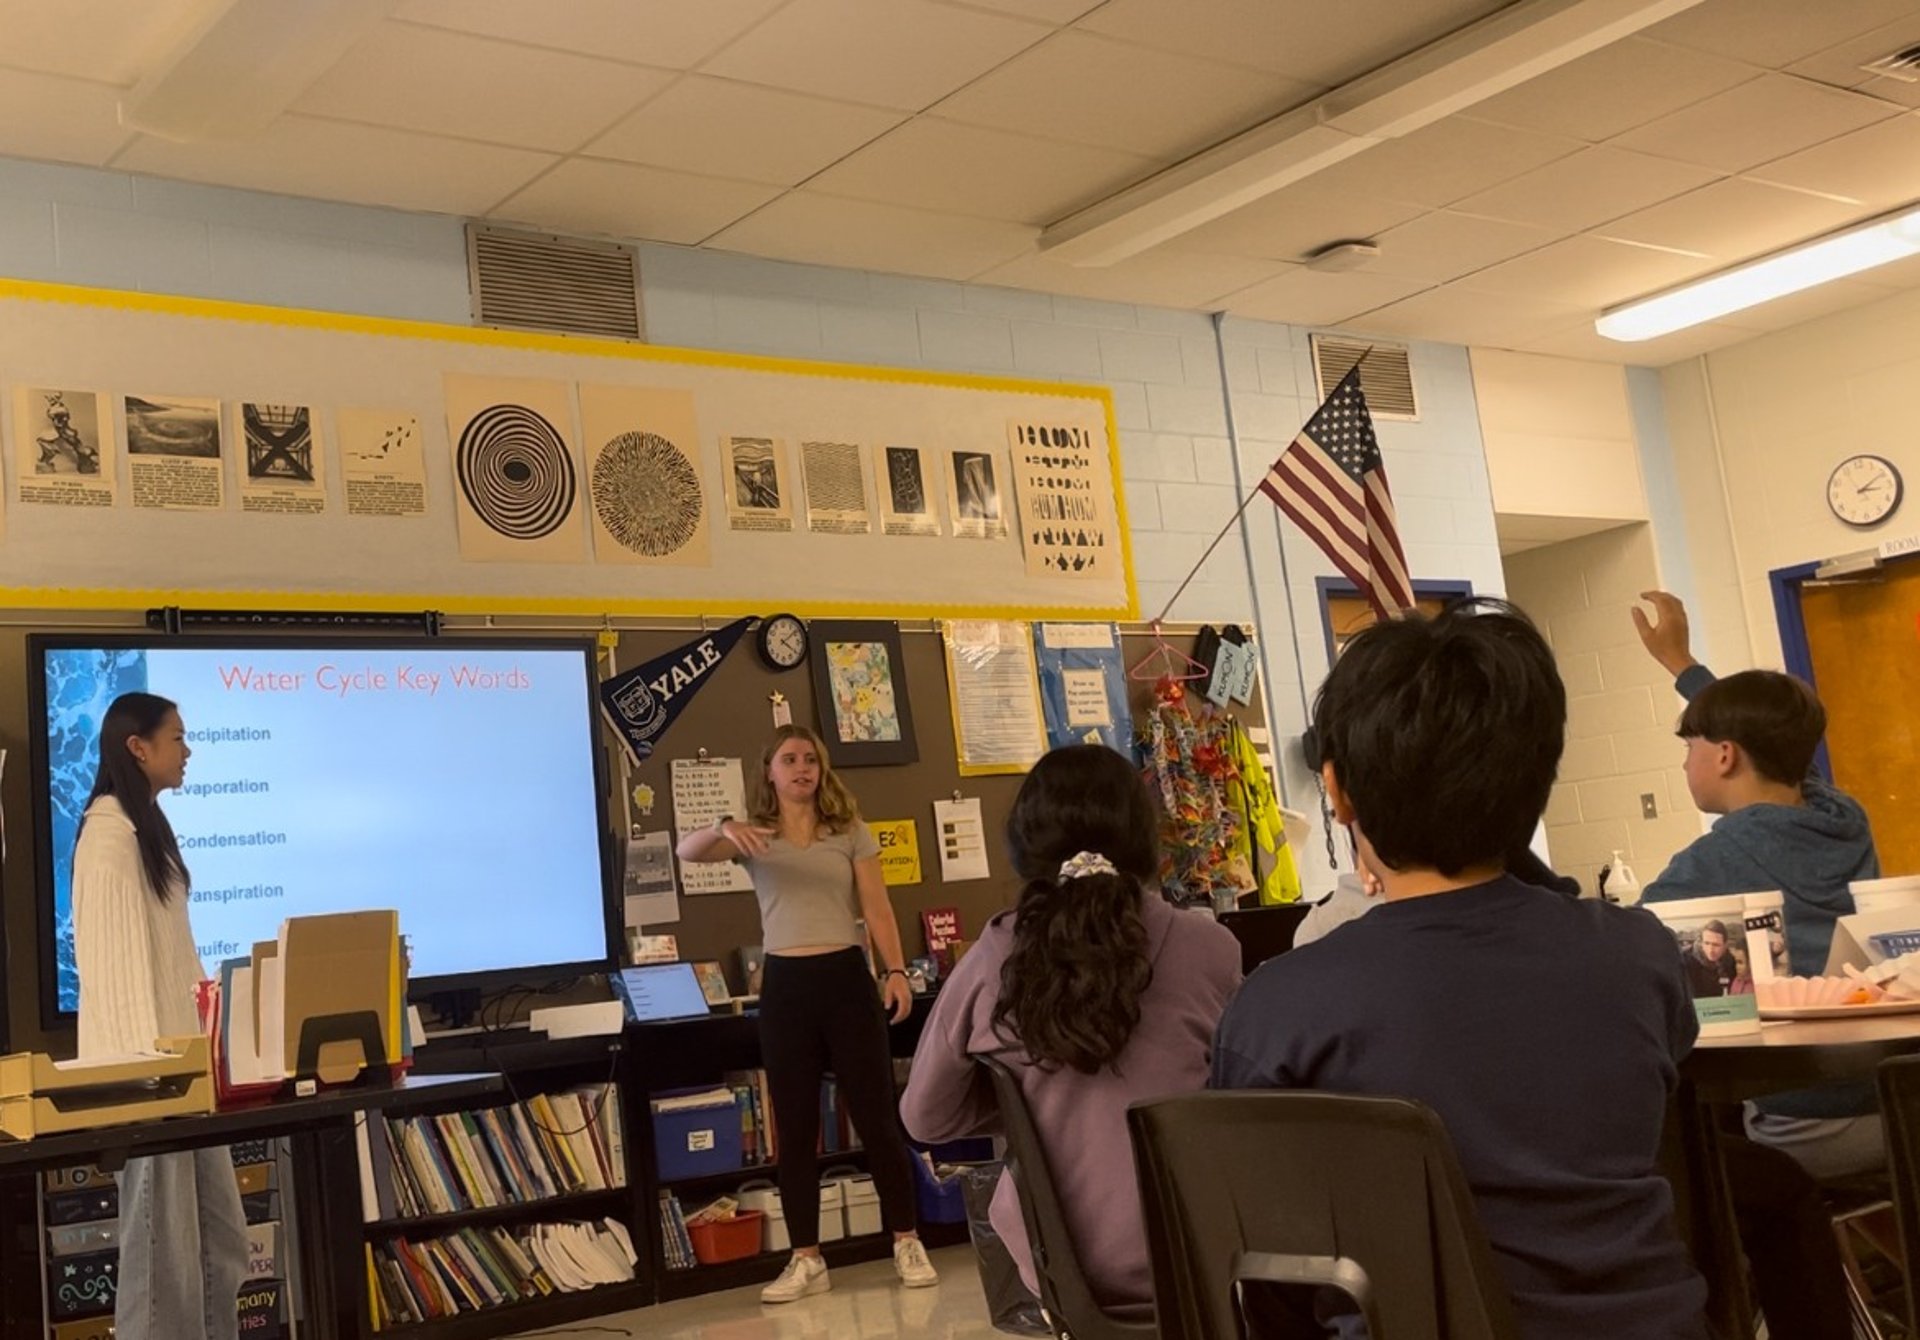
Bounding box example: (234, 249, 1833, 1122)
(1212, 600, 1708, 1340)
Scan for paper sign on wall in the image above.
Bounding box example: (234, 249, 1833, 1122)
(670, 758, 754, 895)
(870, 818, 922, 886)
(934, 797, 991, 882)
(623, 830, 681, 928)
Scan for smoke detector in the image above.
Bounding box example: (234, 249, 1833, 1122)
(1304, 240, 1381, 273)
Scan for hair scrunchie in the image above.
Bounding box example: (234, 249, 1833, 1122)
(1058, 851, 1117, 881)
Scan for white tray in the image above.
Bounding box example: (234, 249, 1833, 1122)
(1758, 998, 1920, 1020)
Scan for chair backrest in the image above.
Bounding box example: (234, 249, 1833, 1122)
(980, 1056, 1157, 1340)
(1128, 1091, 1521, 1340)
(1876, 1054, 1920, 1338)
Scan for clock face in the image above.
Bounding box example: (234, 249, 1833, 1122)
(758, 614, 808, 671)
(1827, 454, 1903, 528)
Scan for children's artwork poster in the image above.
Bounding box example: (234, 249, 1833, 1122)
(875, 444, 941, 537)
(443, 373, 585, 563)
(237, 402, 326, 516)
(337, 407, 427, 518)
(922, 906, 962, 971)
(13, 387, 114, 509)
(622, 829, 681, 928)
(870, 818, 922, 886)
(1034, 622, 1133, 755)
(579, 382, 710, 567)
(825, 639, 902, 743)
(800, 438, 873, 535)
(1008, 418, 1115, 578)
(722, 434, 794, 532)
(125, 392, 224, 511)
(946, 447, 1007, 540)
(669, 757, 754, 895)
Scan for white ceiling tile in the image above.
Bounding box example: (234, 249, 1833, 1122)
(392, 0, 786, 69)
(1598, 179, 1872, 262)
(1346, 287, 1586, 349)
(1077, 0, 1508, 83)
(701, 0, 1050, 112)
(707, 192, 1037, 280)
(115, 116, 555, 216)
(932, 30, 1313, 158)
(1716, 277, 1902, 331)
(1611, 73, 1902, 173)
(492, 159, 780, 245)
(587, 77, 902, 186)
(0, 0, 205, 85)
(1647, 0, 1920, 71)
(1454, 146, 1722, 233)
(1525, 319, 1762, 365)
(1218, 268, 1430, 327)
(0, 71, 135, 167)
(1365, 211, 1562, 284)
(808, 119, 1154, 225)
(978, 248, 1288, 309)
(1463, 235, 1715, 309)
(1785, 18, 1920, 105)
(1745, 113, 1920, 208)
(1305, 117, 1585, 209)
(1469, 37, 1761, 143)
(293, 23, 670, 152)
(1170, 184, 1428, 262)
(931, 0, 1103, 21)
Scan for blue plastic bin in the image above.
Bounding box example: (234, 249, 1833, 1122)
(651, 1089, 743, 1182)
(910, 1149, 971, 1224)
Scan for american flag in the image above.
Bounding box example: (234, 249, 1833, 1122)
(1259, 366, 1414, 620)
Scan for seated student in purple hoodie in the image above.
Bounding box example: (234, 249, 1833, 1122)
(899, 744, 1241, 1311)
(1213, 600, 1708, 1340)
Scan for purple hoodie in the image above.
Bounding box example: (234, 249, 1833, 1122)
(899, 894, 1241, 1308)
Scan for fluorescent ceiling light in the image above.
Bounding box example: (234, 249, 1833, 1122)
(1039, 0, 1707, 267)
(1596, 205, 1920, 341)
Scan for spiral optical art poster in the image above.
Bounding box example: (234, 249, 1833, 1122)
(443, 374, 585, 563)
(578, 382, 710, 567)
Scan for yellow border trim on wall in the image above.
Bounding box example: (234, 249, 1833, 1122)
(0, 277, 1139, 621)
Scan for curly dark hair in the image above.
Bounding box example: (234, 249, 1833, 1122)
(993, 745, 1157, 1074)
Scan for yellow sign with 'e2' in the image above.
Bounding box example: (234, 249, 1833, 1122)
(871, 819, 922, 886)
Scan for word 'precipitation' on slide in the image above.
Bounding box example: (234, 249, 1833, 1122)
(216, 663, 533, 697)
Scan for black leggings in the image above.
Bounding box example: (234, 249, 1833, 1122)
(758, 948, 918, 1247)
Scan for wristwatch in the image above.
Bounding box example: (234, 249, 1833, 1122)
(711, 815, 731, 835)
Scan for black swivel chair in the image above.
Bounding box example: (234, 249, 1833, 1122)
(979, 1056, 1158, 1340)
(1874, 1054, 1920, 1336)
(1127, 1091, 1521, 1340)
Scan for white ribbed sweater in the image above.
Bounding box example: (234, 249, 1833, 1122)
(73, 794, 207, 1061)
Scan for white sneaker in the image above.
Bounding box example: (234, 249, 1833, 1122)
(760, 1253, 830, 1304)
(893, 1237, 939, 1288)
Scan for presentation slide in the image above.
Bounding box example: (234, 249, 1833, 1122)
(42, 642, 611, 1011)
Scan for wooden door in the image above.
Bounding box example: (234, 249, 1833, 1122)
(1800, 559, 1920, 876)
(1325, 593, 1453, 658)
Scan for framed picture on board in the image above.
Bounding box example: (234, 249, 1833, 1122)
(809, 620, 918, 767)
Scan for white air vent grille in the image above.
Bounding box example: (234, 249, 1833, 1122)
(468, 225, 643, 341)
(1310, 336, 1417, 420)
(1862, 43, 1920, 82)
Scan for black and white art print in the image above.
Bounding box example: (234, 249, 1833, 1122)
(723, 434, 793, 533)
(580, 380, 710, 567)
(443, 373, 585, 563)
(1008, 419, 1115, 578)
(946, 448, 1007, 540)
(239, 403, 325, 516)
(874, 444, 941, 537)
(337, 408, 426, 518)
(12, 386, 114, 509)
(124, 393, 224, 511)
(801, 439, 873, 535)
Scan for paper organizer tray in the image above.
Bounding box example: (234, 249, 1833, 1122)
(0, 1036, 214, 1141)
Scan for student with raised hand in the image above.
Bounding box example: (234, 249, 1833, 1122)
(1212, 601, 1708, 1340)
(73, 692, 250, 1340)
(676, 724, 935, 1302)
(899, 744, 1241, 1311)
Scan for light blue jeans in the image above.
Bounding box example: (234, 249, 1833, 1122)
(115, 1148, 250, 1340)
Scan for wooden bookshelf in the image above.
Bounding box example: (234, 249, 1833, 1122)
(369, 1279, 648, 1340)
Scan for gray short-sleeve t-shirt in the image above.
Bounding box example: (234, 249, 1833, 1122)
(746, 822, 879, 953)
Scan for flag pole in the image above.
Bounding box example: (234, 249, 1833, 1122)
(1152, 345, 1377, 626)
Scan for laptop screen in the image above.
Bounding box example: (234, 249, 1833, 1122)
(613, 963, 713, 1024)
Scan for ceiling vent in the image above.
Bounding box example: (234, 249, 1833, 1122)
(1310, 335, 1418, 421)
(1861, 43, 1920, 82)
(467, 225, 644, 341)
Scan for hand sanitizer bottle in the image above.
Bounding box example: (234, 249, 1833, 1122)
(1609, 850, 1641, 906)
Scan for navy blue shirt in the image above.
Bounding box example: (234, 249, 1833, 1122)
(1212, 877, 1709, 1340)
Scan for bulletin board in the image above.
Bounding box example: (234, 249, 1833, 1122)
(0, 279, 1134, 620)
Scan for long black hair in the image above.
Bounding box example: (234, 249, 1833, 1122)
(82, 692, 190, 904)
(993, 745, 1157, 1074)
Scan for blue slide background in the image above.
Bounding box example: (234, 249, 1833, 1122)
(45, 645, 609, 1010)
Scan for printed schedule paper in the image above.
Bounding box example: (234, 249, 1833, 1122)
(934, 798, 991, 883)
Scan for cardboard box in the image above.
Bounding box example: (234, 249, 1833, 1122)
(43, 1164, 112, 1195)
(52, 1316, 114, 1340)
(281, 911, 402, 1083)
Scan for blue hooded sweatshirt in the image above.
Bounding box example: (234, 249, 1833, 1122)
(1643, 665, 1879, 975)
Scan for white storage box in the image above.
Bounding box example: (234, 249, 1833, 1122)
(817, 1178, 846, 1243)
(737, 1180, 788, 1253)
(839, 1173, 880, 1237)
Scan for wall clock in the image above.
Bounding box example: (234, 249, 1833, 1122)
(1826, 454, 1903, 528)
(757, 613, 808, 671)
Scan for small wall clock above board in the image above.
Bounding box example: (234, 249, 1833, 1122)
(1827, 454, 1903, 528)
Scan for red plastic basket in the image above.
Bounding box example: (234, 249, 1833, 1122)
(689, 1210, 765, 1265)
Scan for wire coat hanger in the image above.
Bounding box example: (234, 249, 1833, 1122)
(1129, 621, 1209, 683)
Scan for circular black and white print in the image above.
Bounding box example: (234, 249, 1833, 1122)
(455, 403, 577, 541)
(593, 431, 704, 557)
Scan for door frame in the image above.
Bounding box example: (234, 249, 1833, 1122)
(1768, 558, 1838, 783)
(1314, 577, 1475, 666)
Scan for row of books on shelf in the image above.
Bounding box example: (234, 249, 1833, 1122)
(366, 1218, 638, 1330)
(354, 1086, 627, 1222)
(658, 1193, 698, 1270)
(713, 1070, 865, 1166)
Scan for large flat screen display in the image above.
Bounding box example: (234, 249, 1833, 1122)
(32, 636, 616, 1019)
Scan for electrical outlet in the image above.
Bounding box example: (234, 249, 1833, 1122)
(1640, 793, 1658, 820)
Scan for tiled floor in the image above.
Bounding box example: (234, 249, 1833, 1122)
(508, 1246, 1000, 1340)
